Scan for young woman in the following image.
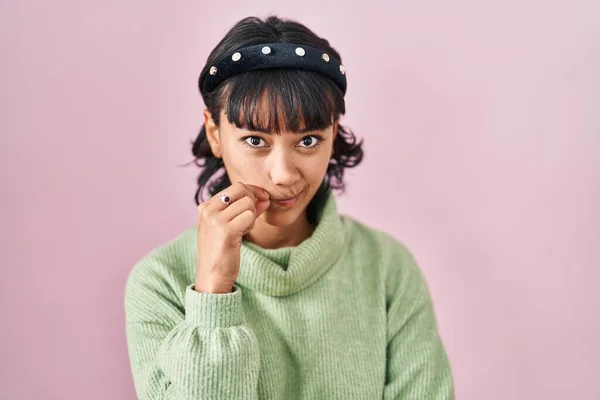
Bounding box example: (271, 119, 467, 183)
(124, 15, 455, 399)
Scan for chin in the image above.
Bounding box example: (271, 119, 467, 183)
(260, 206, 304, 227)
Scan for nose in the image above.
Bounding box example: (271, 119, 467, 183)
(267, 147, 300, 187)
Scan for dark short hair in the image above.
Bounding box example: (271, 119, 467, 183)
(185, 15, 364, 223)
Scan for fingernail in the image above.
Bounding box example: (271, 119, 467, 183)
(263, 190, 270, 198)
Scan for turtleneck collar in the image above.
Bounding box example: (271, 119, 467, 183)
(236, 190, 347, 297)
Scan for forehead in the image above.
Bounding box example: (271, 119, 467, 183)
(221, 86, 333, 135)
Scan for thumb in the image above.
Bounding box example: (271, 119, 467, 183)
(255, 198, 270, 216)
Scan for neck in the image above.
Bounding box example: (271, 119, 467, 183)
(244, 210, 315, 249)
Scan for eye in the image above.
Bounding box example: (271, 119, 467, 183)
(243, 136, 267, 148)
(297, 135, 323, 148)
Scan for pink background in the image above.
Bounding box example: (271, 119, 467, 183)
(1, 1, 598, 399)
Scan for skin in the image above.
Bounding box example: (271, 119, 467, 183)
(203, 102, 338, 249)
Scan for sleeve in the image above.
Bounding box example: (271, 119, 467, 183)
(124, 260, 261, 400)
(383, 242, 455, 400)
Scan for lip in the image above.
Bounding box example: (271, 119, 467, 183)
(270, 190, 304, 207)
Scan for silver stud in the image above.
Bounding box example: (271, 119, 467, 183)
(295, 47, 305, 56)
(209, 66, 218, 75)
(339, 64, 346, 75)
(322, 53, 330, 62)
(261, 46, 271, 54)
(231, 52, 241, 61)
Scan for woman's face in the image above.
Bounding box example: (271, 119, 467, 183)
(204, 108, 337, 227)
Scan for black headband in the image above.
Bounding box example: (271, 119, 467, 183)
(200, 43, 347, 95)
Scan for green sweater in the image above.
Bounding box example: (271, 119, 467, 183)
(124, 191, 454, 399)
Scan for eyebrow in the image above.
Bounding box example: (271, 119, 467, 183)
(240, 125, 326, 135)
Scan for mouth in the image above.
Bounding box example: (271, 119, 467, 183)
(270, 190, 304, 207)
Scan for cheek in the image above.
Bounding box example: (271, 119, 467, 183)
(304, 160, 326, 177)
(300, 151, 331, 181)
(222, 147, 265, 179)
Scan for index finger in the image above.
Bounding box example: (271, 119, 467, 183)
(242, 183, 270, 200)
(207, 182, 267, 211)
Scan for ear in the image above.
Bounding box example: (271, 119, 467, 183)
(203, 109, 223, 158)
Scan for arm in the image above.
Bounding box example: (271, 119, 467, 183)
(383, 242, 455, 400)
(124, 259, 261, 400)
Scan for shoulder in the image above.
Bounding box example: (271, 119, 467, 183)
(124, 226, 197, 318)
(340, 213, 415, 265)
(340, 214, 429, 299)
(127, 225, 197, 280)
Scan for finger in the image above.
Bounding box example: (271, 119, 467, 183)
(234, 182, 257, 199)
(228, 183, 270, 218)
(206, 182, 256, 211)
(255, 197, 270, 216)
(229, 209, 257, 236)
(220, 195, 257, 222)
(243, 184, 270, 201)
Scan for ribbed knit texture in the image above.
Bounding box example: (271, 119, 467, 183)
(124, 192, 455, 399)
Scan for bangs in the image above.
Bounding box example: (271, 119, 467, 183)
(220, 68, 344, 135)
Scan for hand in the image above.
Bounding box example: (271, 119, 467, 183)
(195, 182, 270, 293)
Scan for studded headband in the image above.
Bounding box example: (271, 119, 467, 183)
(200, 43, 347, 95)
